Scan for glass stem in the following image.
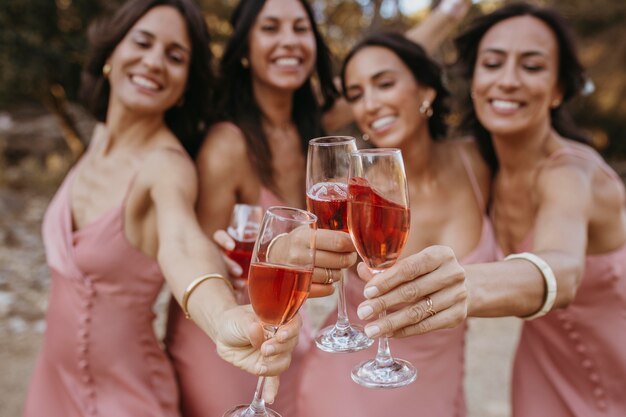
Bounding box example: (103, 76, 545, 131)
(374, 310, 394, 368)
(246, 325, 278, 415)
(247, 376, 268, 415)
(334, 268, 350, 332)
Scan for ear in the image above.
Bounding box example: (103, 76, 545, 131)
(551, 83, 564, 109)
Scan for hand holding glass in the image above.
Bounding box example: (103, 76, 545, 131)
(348, 149, 416, 388)
(225, 204, 264, 302)
(306, 136, 373, 353)
(223, 206, 317, 417)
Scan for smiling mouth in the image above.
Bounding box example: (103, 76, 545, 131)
(489, 99, 522, 110)
(272, 57, 302, 68)
(130, 75, 161, 91)
(370, 115, 396, 131)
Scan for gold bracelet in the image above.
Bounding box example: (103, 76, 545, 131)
(182, 273, 234, 320)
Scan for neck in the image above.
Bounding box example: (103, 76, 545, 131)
(402, 123, 438, 186)
(104, 101, 165, 154)
(252, 80, 294, 128)
(491, 120, 557, 176)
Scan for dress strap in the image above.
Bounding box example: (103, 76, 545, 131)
(457, 146, 486, 213)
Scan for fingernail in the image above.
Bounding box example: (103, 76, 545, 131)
(357, 305, 374, 320)
(256, 364, 267, 374)
(233, 264, 242, 276)
(364, 286, 379, 298)
(263, 344, 275, 355)
(226, 240, 235, 250)
(278, 330, 289, 341)
(364, 325, 380, 338)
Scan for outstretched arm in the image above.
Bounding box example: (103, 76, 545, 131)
(148, 149, 300, 402)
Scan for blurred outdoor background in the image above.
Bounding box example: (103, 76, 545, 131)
(0, 0, 624, 416)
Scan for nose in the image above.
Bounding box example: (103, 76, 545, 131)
(497, 59, 521, 91)
(142, 45, 165, 72)
(363, 89, 381, 114)
(279, 28, 299, 48)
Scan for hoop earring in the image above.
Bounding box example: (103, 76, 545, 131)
(419, 100, 433, 118)
(102, 63, 112, 78)
(240, 57, 249, 68)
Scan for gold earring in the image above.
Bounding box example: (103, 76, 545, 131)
(419, 100, 434, 118)
(551, 99, 561, 109)
(241, 57, 249, 68)
(102, 63, 112, 78)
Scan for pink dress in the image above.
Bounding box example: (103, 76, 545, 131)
(503, 148, 626, 417)
(165, 187, 314, 417)
(23, 166, 179, 417)
(297, 149, 498, 417)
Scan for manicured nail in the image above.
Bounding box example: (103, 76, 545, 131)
(256, 364, 268, 374)
(364, 286, 379, 298)
(263, 344, 275, 355)
(364, 325, 380, 338)
(233, 264, 242, 276)
(357, 305, 374, 320)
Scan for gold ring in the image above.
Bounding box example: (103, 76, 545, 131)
(324, 268, 334, 285)
(426, 296, 436, 317)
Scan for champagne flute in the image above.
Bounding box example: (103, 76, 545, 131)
(347, 149, 416, 388)
(223, 206, 317, 417)
(225, 204, 264, 303)
(306, 136, 373, 353)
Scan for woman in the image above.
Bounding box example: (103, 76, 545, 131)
(356, 4, 626, 417)
(165, 1, 474, 416)
(22, 1, 300, 416)
(295, 32, 494, 417)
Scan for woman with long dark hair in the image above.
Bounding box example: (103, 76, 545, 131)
(355, 4, 626, 416)
(22, 1, 301, 416)
(297, 31, 494, 417)
(165, 0, 474, 416)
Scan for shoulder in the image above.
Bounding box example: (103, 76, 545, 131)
(197, 121, 248, 164)
(141, 139, 197, 199)
(441, 137, 491, 186)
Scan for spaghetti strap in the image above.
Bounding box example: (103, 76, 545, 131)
(458, 146, 486, 213)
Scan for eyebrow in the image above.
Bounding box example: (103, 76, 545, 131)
(259, 16, 309, 24)
(480, 47, 547, 58)
(134, 29, 191, 54)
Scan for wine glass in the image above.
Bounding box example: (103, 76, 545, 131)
(225, 204, 264, 303)
(223, 206, 317, 417)
(306, 136, 374, 353)
(347, 148, 416, 388)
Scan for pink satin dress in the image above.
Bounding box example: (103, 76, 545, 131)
(165, 187, 314, 417)
(23, 166, 179, 417)
(503, 148, 626, 417)
(297, 149, 498, 417)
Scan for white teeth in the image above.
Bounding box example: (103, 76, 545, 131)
(131, 75, 159, 91)
(371, 115, 396, 130)
(274, 57, 300, 67)
(491, 99, 520, 110)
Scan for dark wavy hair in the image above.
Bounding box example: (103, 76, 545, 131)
(340, 31, 450, 140)
(455, 2, 590, 173)
(214, 0, 339, 191)
(79, 0, 214, 158)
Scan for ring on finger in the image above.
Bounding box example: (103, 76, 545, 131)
(324, 268, 334, 285)
(426, 296, 436, 317)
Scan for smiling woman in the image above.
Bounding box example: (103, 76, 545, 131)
(21, 1, 303, 416)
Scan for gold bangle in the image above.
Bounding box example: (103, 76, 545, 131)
(182, 273, 233, 320)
